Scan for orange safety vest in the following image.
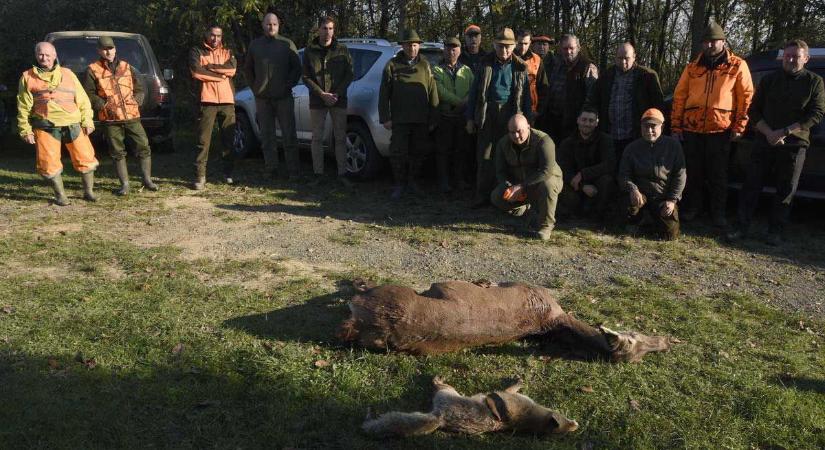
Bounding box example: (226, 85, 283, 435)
(87, 60, 141, 121)
(523, 53, 541, 113)
(23, 67, 78, 118)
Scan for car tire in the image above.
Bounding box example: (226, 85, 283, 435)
(345, 121, 384, 179)
(234, 109, 259, 159)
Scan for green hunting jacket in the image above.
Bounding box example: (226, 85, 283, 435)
(378, 52, 439, 125)
(302, 37, 354, 109)
(243, 35, 301, 100)
(495, 128, 562, 186)
(749, 68, 825, 147)
(433, 61, 474, 118)
(557, 131, 616, 184)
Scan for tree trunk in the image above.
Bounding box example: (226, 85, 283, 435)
(378, 0, 389, 37)
(653, 0, 672, 71)
(690, 0, 707, 58)
(598, 0, 612, 68)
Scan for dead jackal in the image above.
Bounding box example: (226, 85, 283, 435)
(362, 376, 579, 437)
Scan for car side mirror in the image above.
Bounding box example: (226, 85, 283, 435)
(0, 84, 7, 92)
(162, 69, 174, 81)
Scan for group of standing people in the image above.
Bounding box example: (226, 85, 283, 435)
(15, 12, 824, 245)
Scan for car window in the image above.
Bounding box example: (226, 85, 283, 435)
(52, 37, 149, 74)
(420, 49, 443, 67)
(349, 49, 381, 80)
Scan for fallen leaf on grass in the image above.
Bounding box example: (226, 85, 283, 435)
(579, 385, 594, 393)
(1, 306, 15, 314)
(314, 359, 330, 368)
(629, 399, 641, 411)
(439, 239, 450, 249)
(718, 350, 730, 359)
(82, 358, 97, 369)
(47, 358, 60, 370)
(171, 343, 185, 356)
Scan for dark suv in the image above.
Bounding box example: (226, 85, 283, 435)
(45, 31, 175, 151)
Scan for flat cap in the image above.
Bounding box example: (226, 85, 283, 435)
(444, 37, 461, 47)
(494, 28, 516, 45)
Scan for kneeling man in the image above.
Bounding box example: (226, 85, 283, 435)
(491, 114, 563, 240)
(557, 107, 616, 220)
(617, 108, 685, 239)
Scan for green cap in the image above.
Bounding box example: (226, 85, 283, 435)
(702, 19, 726, 41)
(494, 28, 516, 45)
(97, 36, 115, 49)
(444, 37, 461, 47)
(398, 29, 423, 44)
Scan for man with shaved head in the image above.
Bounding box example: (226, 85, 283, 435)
(490, 114, 563, 240)
(17, 41, 99, 205)
(586, 42, 664, 160)
(244, 9, 302, 180)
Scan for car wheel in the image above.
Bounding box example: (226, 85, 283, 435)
(345, 121, 384, 179)
(234, 109, 259, 159)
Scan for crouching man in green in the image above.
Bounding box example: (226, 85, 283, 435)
(490, 114, 563, 240)
(617, 108, 685, 240)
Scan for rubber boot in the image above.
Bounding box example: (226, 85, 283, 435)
(114, 159, 129, 196)
(47, 174, 70, 206)
(81, 171, 98, 202)
(193, 177, 206, 191)
(140, 157, 159, 191)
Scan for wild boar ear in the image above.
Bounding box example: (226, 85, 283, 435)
(484, 395, 504, 422)
(599, 325, 622, 346)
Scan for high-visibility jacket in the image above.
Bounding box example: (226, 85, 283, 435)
(86, 59, 141, 122)
(189, 42, 236, 104)
(671, 49, 754, 134)
(17, 64, 94, 137)
(522, 52, 545, 113)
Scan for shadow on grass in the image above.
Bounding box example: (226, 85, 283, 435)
(772, 374, 825, 394)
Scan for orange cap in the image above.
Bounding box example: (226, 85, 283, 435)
(464, 24, 481, 35)
(641, 108, 664, 124)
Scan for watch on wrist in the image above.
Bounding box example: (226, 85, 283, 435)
(784, 127, 791, 136)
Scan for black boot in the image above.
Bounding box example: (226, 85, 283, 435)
(140, 157, 159, 191)
(81, 171, 98, 202)
(114, 159, 129, 196)
(47, 173, 70, 206)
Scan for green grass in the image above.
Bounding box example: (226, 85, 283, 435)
(1, 144, 824, 448)
(1, 231, 823, 449)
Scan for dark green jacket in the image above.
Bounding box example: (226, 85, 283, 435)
(466, 53, 532, 129)
(749, 68, 825, 147)
(495, 128, 562, 186)
(243, 35, 301, 100)
(586, 64, 664, 138)
(302, 37, 353, 109)
(557, 131, 616, 184)
(618, 135, 686, 201)
(378, 52, 439, 124)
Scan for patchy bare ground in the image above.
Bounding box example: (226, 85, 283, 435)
(1, 151, 824, 318)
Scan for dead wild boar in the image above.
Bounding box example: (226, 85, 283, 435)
(337, 280, 673, 363)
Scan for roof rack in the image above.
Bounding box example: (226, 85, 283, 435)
(337, 38, 393, 46)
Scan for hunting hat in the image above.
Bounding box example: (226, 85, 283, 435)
(702, 19, 726, 41)
(398, 29, 423, 44)
(641, 108, 665, 124)
(533, 35, 554, 43)
(444, 37, 461, 47)
(464, 24, 481, 35)
(494, 28, 516, 45)
(97, 36, 115, 49)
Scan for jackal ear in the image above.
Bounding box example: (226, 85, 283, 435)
(484, 395, 504, 422)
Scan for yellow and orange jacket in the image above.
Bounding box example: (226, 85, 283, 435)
(17, 64, 94, 137)
(671, 49, 754, 134)
(83, 59, 143, 122)
(188, 42, 236, 104)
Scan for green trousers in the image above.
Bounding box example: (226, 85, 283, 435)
(389, 123, 430, 184)
(102, 119, 150, 161)
(195, 104, 236, 178)
(490, 175, 563, 229)
(256, 97, 299, 176)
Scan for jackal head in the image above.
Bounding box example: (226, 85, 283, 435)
(599, 325, 673, 363)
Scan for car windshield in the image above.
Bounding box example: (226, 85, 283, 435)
(52, 37, 149, 74)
